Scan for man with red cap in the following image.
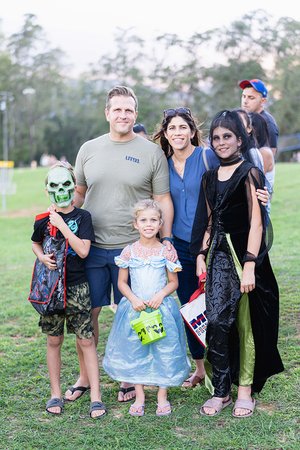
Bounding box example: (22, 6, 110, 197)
(239, 79, 279, 156)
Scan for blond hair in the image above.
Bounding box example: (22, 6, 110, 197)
(133, 199, 163, 223)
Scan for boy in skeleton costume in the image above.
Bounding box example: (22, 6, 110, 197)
(30, 162, 106, 419)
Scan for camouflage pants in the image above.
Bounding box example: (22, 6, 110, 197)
(39, 282, 93, 339)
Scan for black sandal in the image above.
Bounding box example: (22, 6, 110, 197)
(89, 401, 107, 419)
(118, 386, 136, 402)
(46, 397, 64, 415)
(63, 385, 90, 402)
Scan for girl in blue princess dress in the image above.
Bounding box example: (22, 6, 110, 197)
(103, 199, 190, 416)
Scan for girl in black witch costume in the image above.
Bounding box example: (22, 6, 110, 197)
(190, 110, 284, 418)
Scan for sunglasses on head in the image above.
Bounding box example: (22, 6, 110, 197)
(163, 107, 192, 118)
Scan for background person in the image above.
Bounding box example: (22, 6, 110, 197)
(239, 78, 279, 156)
(233, 108, 264, 172)
(235, 108, 274, 214)
(66, 85, 174, 403)
(249, 112, 275, 199)
(133, 122, 148, 139)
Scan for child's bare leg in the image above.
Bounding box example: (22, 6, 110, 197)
(129, 384, 145, 414)
(157, 387, 170, 406)
(77, 336, 105, 418)
(156, 387, 171, 415)
(47, 334, 64, 413)
(63, 340, 90, 400)
(64, 307, 101, 401)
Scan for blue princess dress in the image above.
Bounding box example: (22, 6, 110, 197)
(103, 241, 191, 387)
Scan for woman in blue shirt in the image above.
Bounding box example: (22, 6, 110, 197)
(154, 108, 219, 386)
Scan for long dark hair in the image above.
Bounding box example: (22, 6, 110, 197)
(249, 112, 270, 148)
(153, 110, 204, 158)
(233, 108, 256, 148)
(209, 110, 250, 155)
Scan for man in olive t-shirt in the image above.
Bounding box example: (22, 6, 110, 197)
(75, 133, 170, 249)
(64, 85, 174, 403)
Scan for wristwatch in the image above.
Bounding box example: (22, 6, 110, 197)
(160, 237, 174, 244)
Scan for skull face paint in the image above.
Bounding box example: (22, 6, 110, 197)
(46, 167, 75, 207)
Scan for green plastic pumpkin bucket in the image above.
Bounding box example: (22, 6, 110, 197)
(130, 309, 166, 345)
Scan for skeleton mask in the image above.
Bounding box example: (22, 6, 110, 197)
(46, 167, 75, 207)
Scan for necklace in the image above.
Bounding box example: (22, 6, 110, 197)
(220, 156, 243, 166)
(172, 146, 195, 177)
(172, 157, 185, 177)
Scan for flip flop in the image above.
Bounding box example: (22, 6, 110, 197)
(200, 396, 232, 417)
(129, 404, 145, 417)
(46, 397, 64, 415)
(156, 402, 172, 416)
(89, 401, 107, 419)
(118, 386, 136, 402)
(232, 398, 256, 418)
(63, 385, 90, 402)
(182, 375, 204, 388)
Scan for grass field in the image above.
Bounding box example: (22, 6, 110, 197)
(0, 164, 299, 450)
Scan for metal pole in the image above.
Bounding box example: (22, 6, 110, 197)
(3, 97, 8, 161)
(0, 91, 13, 161)
(0, 92, 14, 211)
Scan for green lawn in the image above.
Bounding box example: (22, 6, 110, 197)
(0, 164, 299, 450)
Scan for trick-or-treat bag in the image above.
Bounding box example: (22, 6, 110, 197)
(180, 273, 207, 348)
(130, 309, 166, 345)
(28, 213, 67, 316)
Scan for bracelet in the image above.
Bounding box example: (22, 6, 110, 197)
(160, 237, 174, 244)
(242, 251, 257, 265)
(198, 248, 209, 257)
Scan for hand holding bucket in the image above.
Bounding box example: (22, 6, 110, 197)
(130, 309, 166, 345)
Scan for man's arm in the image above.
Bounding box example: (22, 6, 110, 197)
(153, 192, 174, 239)
(74, 185, 87, 208)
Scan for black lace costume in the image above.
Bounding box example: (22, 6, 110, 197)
(190, 161, 284, 395)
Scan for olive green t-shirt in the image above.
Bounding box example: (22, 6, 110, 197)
(75, 134, 170, 249)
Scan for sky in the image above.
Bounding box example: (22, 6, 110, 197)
(1, 0, 299, 76)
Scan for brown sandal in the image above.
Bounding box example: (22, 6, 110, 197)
(182, 375, 204, 388)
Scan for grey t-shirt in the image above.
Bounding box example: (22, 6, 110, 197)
(75, 134, 170, 249)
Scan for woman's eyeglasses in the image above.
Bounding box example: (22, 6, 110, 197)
(163, 107, 191, 118)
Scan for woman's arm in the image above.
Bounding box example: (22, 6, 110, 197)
(260, 147, 274, 174)
(196, 195, 211, 274)
(241, 171, 263, 294)
(190, 178, 211, 257)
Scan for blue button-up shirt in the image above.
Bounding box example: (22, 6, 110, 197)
(169, 146, 219, 243)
